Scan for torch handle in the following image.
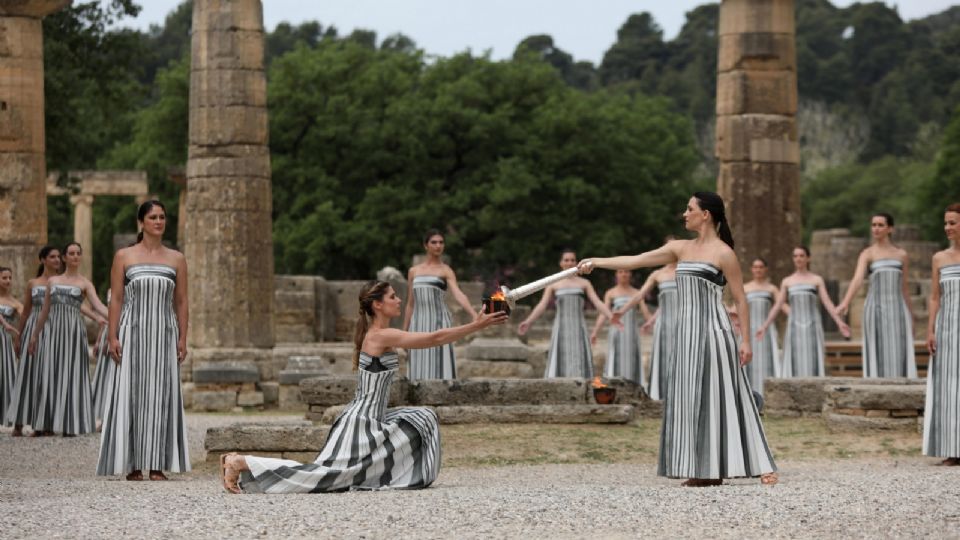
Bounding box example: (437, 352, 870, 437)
(504, 267, 580, 301)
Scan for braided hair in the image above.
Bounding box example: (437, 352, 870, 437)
(694, 191, 734, 249)
(352, 280, 392, 370)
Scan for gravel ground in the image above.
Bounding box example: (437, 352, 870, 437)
(1, 415, 958, 539)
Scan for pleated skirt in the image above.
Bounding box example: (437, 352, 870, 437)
(0, 328, 16, 422)
(91, 328, 116, 422)
(544, 289, 592, 378)
(648, 287, 678, 401)
(36, 304, 95, 435)
(408, 283, 456, 380)
(746, 293, 780, 395)
(605, 298, 644, 386)
(863, 265, 917, 378)
(782, 288, 825, 377)
(4, 310, 44, 427)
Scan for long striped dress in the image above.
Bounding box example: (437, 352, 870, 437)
(782, 284, 825, 377)
(35, 285, 95, 435)
(863, 259, 917, 378)
(746, 290, 781, 394)
(239, 352, 441, 493)
(90, 324, 115, 422)
(658, 262, 776, 480)
(5, 287, 46, 428)
(605, 296, 644, 386)
(408, 276, 456, 380)
(545, 288, 593, 378)
(0, 305, 17, 421)
(923, 263, 960, 459)
(648, 281, 678, 400)
(98, 264, 189, 475)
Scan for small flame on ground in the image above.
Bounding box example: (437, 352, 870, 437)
(591, 376, 607, 389)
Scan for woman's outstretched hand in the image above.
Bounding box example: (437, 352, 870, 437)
(475, 307, 509, 329)
(577, 259, 595, 275)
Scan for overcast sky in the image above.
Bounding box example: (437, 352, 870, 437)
(122, 0, 959, 64)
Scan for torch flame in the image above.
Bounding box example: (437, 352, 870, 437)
(490, 289, 506, 301)
(591, 376, 607, 389)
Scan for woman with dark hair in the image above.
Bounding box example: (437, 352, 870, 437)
(757, 247, 850, 377)
(402, 229, 477, 380)
(923, 203, 960, 466)
(27, 242, 108, 437)
(98, 200, 190, 481)
(579, 192, 777, 486)
(0, 267, 24, 423)
(519, 249, 616, 378)
(218, 281, 507, 494)
(5, 246, 61, 436)
(740, 258, 781, 394)
(591, 269, 644, 386)
(836, 213, 916, 378)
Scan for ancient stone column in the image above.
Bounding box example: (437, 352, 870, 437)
(715, 0, 801, 281)
(0, 1, 70, 295)
(69, 193, 93, 277)
(185, 1, 274, 354)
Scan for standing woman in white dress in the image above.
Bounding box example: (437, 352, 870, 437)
(741, 258, 782, 394)
(757, 247, 850, 377)
(5, 246, 60, 436)
(0, 267, 24, 422)
(836, 213, 916, 378)
(98, 200, 190, 481)
(518, 249, 617, 378)
(403, 229, 477, 380)
(923, 203, 960, 466)
(27, 242, 108, 436)
(579, 191, 777, 486)
(591, 269, 644, 385)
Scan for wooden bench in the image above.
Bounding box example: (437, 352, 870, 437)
(824, 340, 929, 377)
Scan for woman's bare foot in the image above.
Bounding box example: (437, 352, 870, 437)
(936, 458, 960, 466)
(761, 473, 779, 485)
(149, 470, 168, 481)
(681, 478, 723, 487)
(220, 453, 243, 494)
(126, 470, 143, 481)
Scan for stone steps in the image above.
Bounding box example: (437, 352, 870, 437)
(312, 404, 636, 425)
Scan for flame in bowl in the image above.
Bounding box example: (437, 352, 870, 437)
(591, 376, 607, 389)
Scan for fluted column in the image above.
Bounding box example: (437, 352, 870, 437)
(69, 193, 93, 277)
(0, 1, 70, 295)
(715, 0, 801, 281)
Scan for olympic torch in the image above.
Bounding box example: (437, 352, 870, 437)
(499, 267, 580, 309)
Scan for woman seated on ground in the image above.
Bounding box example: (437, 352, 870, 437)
(219, 280, 507, 494)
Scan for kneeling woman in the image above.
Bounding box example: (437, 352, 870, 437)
(221, 281, 507, 493)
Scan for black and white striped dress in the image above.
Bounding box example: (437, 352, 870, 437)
(658, 262, 776, 480)
(605, 296, 644, 386)
(408, 276, 456, 380)
(746, 290, 781, 394)
(98, 264, 189, 475)
(36, 285, 95, 435)
(782, 284, 825, 377)
(863, 259, 917, 378)
(4, 286, 45, 428)
(923, 263, 960, 459)
(545, 288, 593, 378)
(0, 305, 17, 422)
(240, 352, 441, 493)
(90, 323, 115, 422)
(648, 281, 678, 400)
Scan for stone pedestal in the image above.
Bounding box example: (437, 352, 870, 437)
(185, 1, 275, 362)
(716, 0, 801, 282)
(0, 0, 70, 295)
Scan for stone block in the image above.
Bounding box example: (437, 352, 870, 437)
(764, 377, 838, 416)
(717, 70, 797, 116)
(828, 384, 926, 411)
(436, 404, 636, 424)
(891, 409, 919, 418)
(278, 355, 329, 384)
(715, 114, 799, 163)
(192, 390, 237, 412)
(181, 382, 195, 409)
(283, 451, 319, 463)
(463, 337, 533, 361)
(718, 32, 796, 72)
(279, 385, 305, 411)
(408, 378, 589, 406)
(825, 413, 918, 432)
(205, 422, 327, 452)
(457, 360, 534, 379)
(865, 409, 891, 418)
(259, 381, 279, 405)
(718, 0, 795, 35)
(192, 360, 260, 383)
(237, 391, 265, 407)
(300, 376, 409, 407)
